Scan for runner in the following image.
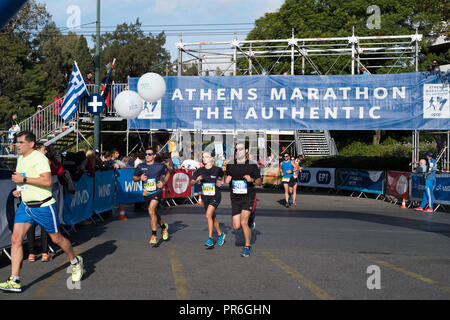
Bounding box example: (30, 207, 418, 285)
(190, 151, 226, 247)
(0, 131, 83, 293)
(133, 147, 170, 245)
(225, 142, 261, 257)
(280, 153, 297, 207)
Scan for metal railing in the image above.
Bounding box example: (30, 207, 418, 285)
(18, 83, 127, 143)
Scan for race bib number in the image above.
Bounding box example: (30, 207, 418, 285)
(202, 183, 215, 196)
(143, 178, 157, 192)
(16, 184, 28, 191)
(282, 177, 290, 183)
(232, 180, 247, 194)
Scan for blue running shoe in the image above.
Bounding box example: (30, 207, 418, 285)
(240, 246, 251, 257)
(289, 197, 293, 205)
(217, 233, 226, 246)
(205, 237, 214, 247)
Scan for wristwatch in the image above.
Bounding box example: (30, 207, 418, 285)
(23, 176, 27, 183)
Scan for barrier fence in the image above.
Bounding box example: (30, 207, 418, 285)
(1, 168, 449, 250)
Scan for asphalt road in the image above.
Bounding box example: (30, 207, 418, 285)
(1, 189, 450, 300)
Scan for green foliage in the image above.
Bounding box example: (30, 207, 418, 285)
(97, 19, 171, 82)
(239, 0, 447, 75)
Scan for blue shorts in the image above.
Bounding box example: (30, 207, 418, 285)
(15, 202, 60, 234)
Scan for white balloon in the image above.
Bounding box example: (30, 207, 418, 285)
(137, 72, 166, 102)
(114, 90, 143, 119)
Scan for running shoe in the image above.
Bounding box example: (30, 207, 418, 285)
(285, 202, 290, 208)
(71, 256, 83, 283)
(240, 246, 252, 258)
(289, 197, 293, 205)
(205, 237, 214, 247)
(424, 208, 434, 213)
(414, 207, 423, 211)
(217, 233, 226, 246)
(0, 277, 21, 293)
(293, 201, 297, 206)
(161, 223, 169, 241)
(149, 234, 157, 245)
(41, 253, 51, 262)
(28, 254, 36, 262)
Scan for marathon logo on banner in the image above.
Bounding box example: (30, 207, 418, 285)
(128, 73, 450, 131)
(298, 168, 335, 189)
(386, 171, 410, 199)
(163, 170, 192, 198)
(63, 174, 94, 225)
(336, 169, 384, 194)
(411, 173, 450, 205)
(94, 170, 115, 214)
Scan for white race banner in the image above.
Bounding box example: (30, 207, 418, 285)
(297, 167, 336, 189)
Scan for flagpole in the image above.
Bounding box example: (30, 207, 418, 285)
(94, 0, 101, 152)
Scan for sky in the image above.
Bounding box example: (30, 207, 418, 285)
(39, 0, 285, 73)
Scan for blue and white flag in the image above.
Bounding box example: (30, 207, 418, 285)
(59, 61, 89, 121)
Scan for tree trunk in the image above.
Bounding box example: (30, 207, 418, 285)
(373, 130, 381, 145)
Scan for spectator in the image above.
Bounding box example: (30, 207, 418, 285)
(53, 92, 64, 131)
(122, 156, 131, 168)
(7, 112, 19, 154)
(85, 72, 93, 86)
(85, 150, 96, 177)
(33, 105, 42, 139)
(359, 65, 370, 75)
(26, 143, 51, 262)
(0, 131, 5, 155)
(134, 152, 145, 167)
(181, 155, 201, 171)
(432, 60, 440, 72)
(426, 64, 433, 72)
(415, 159, 427, 174)
(171, 151, 181, 169)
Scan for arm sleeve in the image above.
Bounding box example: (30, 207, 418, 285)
(192, 169, 199, 181)
(252, 164, 261, 180)
(133, 165, 142, 178)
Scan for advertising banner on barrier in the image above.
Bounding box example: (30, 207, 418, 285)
(411, 173, 450, 205)
(163, 169, 192, 199)
(263, 167, 280, 185)
(63, 174, 94, 225)
(115, 169, 144, 205)
(94, 170, 115, 214)
(386, 171, 410, 199)
(298, 168, 336, 189)
(0, 174, 16, 249)
(128, 73, 449, 131)
(336, 169, 384, 194)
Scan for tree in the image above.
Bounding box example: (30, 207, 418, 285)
(97, 19, 171, 82)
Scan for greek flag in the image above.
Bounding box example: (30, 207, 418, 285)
(59, 62, 89, 121)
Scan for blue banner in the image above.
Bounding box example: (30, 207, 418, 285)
(115, 169, 144, 205)
(128, 72, 449, 130)
(63, 174, 93, 225)
(94, 170, 115, 214)
(336, 169, 384, 194)
(411, 173, 450, 205)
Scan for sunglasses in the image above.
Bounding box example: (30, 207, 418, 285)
(145, 153, 154, 156)
(236, 147, 245, 151)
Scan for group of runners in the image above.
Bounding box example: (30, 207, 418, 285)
(0, 130, 301, 293)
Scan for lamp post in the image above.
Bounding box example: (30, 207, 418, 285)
(94, 0, 101, 152)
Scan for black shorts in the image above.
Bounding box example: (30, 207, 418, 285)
(203, 193, 221, 210)
(144, 191, 162, 207)
(231, 194, 257, 216)
(282, 177, 297, 187)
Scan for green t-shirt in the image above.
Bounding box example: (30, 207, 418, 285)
(16, 150, 55, 205)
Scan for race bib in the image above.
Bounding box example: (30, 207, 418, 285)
(143, 178, 157, 192)
(202, 183, 215, 196)
(232, 180, 247, 194)
(16, 184, 28, 191)
(282, 177, 290, 183)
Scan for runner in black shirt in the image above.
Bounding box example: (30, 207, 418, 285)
(191, 151, 226, 247)
(225, 143, 261, 257)
(133, 147, 170, 245)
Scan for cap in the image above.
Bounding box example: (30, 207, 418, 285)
(425, 152, 434, 157)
